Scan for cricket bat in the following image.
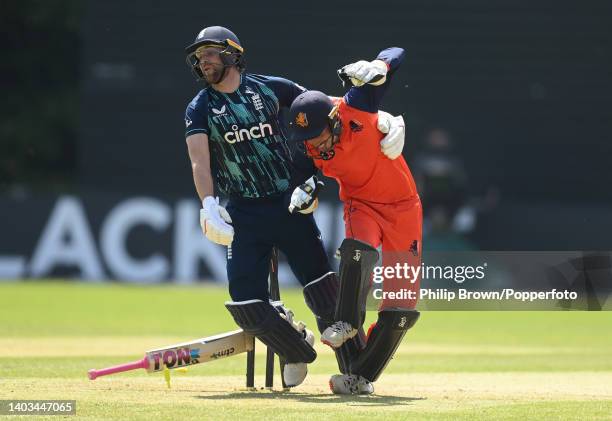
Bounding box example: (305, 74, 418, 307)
(88, 329, 254, 380)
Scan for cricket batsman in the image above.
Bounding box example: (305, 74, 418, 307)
(183, 27, 406, 389)
(287, 47, 422, 394)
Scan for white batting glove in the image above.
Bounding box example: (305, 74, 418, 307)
(378, 110, 405, 160)
(288, 176, 324, 214)
(200, 196, 234, 246)
(338, 59, 388, 87)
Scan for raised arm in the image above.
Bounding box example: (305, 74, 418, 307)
(341, 47, 406, 113)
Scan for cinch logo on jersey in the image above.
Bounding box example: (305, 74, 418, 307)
(223, 123, 274, 144)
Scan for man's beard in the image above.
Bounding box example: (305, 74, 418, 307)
(203, 64, 225, 84)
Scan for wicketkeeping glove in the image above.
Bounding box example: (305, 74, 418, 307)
(338, 59, 388, 88)
(288, 176, 325, 214)
(200, 196, 234, 246)
(378, 110, 405, 160)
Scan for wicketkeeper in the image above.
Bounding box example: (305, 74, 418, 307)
(286, 47, 422, 394)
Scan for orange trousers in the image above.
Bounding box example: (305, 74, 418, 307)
(343, 195, 422, 310)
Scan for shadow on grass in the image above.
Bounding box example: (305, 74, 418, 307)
(196, 390, 425, 406)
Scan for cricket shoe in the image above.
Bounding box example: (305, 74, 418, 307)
(321, 321, 358, 348)
(329, 374, 374, 395)
(282, 310, 315, 388)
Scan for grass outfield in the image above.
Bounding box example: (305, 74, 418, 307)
(0, 281, 611, 420)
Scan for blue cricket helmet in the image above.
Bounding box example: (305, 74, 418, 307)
(185, 26, 245, 80)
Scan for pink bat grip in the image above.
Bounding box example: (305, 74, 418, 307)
(88, 355, 149, 380)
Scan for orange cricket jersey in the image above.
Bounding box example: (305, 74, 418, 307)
(312, 98, 418, 203)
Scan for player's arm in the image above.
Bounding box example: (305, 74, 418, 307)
(186, 133, 214, 200)
(185, 133, 234, 246)
(185, 97, 213, 199)
(340, 48, 407, 159)
(185, 100, 233, 246)
(340, 47, 405, 113)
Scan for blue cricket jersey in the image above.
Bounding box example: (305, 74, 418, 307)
(185, 74, 306, 199)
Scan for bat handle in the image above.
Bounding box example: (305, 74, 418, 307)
(88, 356, 149, 380)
